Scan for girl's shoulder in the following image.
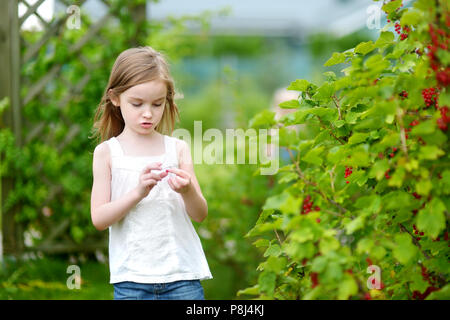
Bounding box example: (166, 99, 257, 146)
(166, 135, 191, 164)
(93, 140, 111, 170)
(167, 135, 189, 151)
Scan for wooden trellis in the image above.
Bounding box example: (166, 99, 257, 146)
(0, 0, 147, 257)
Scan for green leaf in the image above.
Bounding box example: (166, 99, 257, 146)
(288, 79, 310, 92)
(388, 166, 406, 188)
(302, 146, 324, 165)
(371, 246, 387, 260)
(263, 192, 301, 215)
(409, 272, 429, 293)
(323, 71, 337, 81)
(440, 170, 450, 192)
(382, 0, 402, 14)
(345, 215, 365, 234)
(290, 227, 315, 243)
(334, 119, 345, 128)
(348, 147, 370, 167)
(354, 41, 375, 55)
(356, 238, 374, 254)
(253, 239, 270, 248)
(263, 192, 289, 211)
(264, 243, 282, 257)
(401, 9, 423, 27)
(348, 132, 369, 145)
(308, 107, 339, 122)
(313, 82, 335, 102)
(287, 109, 311, 125)
(384, 191, 413, 210)
(237, 285, 260, 297)
(278, 99, 300, 109)
(264, 256, 287, 274)
(284, 241, 315, 261)
(337, 274, 358, 300)
(426, 284, 450, 300)
(364, 54, 390, 71)
(249, 110, 276, 128)
(393, 233, 418, 264)
(258, 270, 276, 296)
(319, 236, 340, 255)
(415, 179, 432, 196)
(354, 195, 381, 212)
(418, 145, 445, 160)
(416, 198, 446, 239)
(324, 52, 346, 67)
(311, 256, 327, 273)
(375, 31, 395, 48)
(411, 120, 435, 136)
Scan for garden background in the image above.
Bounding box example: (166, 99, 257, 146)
(0, 0, 448, 300)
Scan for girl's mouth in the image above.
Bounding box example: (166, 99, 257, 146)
(141, 123, 153, 128)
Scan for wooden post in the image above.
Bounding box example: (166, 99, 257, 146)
(0, 0, 22, 258)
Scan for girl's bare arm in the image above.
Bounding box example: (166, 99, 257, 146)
(90, 143, 143, 231)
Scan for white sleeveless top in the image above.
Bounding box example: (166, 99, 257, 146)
(105, 135, 212, 284)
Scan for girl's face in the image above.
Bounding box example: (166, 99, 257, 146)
(111, 79, 167, 135)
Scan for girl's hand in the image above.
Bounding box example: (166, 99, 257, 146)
(135, 162, 168, 199)
(166, 167, 192, 194)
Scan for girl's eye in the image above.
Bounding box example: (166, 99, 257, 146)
(131, 103, 142, 107)
(154, 103, 162, 107)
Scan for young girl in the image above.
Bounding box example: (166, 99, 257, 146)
(89, 46, 212, 300)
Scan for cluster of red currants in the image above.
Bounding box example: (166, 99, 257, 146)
(384, 168, 391, 180)
(424, 23, 449, 131)
(389, 147, 398, 158)
(399, 90, 408, 99)
(301, 195, 320, 215)
(344, 166, 353, 184)
(412, 224, 424, 241)
(421, 87, 439, 108)
(394, 22, 410, 40)
(427, 23, 449, 83)
(412, 266, 440, 299)
(437, 106, 449, 131)
(404, 119, 420, 139)
(427, 22, 450, 90)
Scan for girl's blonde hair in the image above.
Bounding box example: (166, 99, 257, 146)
(90, 46, 179, 145)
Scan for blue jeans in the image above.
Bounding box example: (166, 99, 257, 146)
(113, 280, 205, 300)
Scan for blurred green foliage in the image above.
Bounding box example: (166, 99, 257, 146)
(0, 0, 277, 300)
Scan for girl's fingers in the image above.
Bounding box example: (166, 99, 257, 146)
(167, 167, 190, 179)
(142, 162, 163, 174)
(145, 179, 157, 187)
(142, 172, 168, 180)
(170, 177, 181, 190)
(167, 177, 176, 190)
(159, 170, 169, 179)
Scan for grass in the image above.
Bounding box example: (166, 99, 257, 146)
(0, 255, 113, 300)
(0, 254, 244, 300)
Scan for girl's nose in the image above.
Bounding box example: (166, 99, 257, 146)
(143, 107, 152, 117)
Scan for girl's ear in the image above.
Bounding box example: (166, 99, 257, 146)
(108, 89, 120, 107)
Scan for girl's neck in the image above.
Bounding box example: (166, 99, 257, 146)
(119, 127, 163, 145)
